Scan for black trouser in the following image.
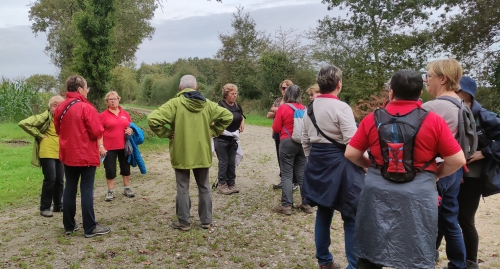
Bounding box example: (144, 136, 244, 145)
(356, 258, 383, 269)
(273, 134, 297, 184)
(103, 149, 130, 179)
(39, 158, 64, 211)
(457, 177, 481, 262)
(215, 137, 237, 186)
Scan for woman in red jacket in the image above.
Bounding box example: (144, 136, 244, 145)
(54, 75, 111, 238)
(272, 85, 308, 215)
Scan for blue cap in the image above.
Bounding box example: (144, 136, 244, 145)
(459, 76, 477, 98)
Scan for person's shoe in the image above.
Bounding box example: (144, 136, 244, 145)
(171, 221, 191, 231)
(40, 210, 53, 218)
(272, 181, 282, 189)
(273, 205, 292, 215)
(228, 184, 240, 194)
(201, 223, 211, 229)
(104, 190, 114, 201)
(84, 224, 111, 238)
(52, 206, 63, 212)
(466, 260, 479, 269)
(298, 204, 314, 214)
(293, 183, 299, 192)
(65, 223, 79, 235)
(123, 187, 135, 198)
(318, 262, 341, 269)
(217, 183, 232, 195)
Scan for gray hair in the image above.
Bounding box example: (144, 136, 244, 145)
(283, 85, 302, 104)
(316, 65, 342, 94)
(48, 95, 64, 108)
(179, 75, 197, 90)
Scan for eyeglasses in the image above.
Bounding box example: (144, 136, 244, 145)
(229, 92, 238, 96)
(107, 98, 118, 101)
(281, 87, 287, 90)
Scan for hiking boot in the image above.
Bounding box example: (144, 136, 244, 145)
(123, 187, 135, 198)
(40, 210, 53, 218)
(273, 205, 292, 215)
(298, 204, 314, 214)
(318, 262, 341, 269)
(466, 260, 479, 269)
(272, 181, 282, 189)
(201, 223, 211, 229)
(52, 206, 63, 212)
(228, 184, 239, 194)
(104, 190, 114, 201)
(65, 223, 79, 235)
(293, 183, 299, 192)
(84, 224, 111, 238)
(217, 183, 232, 195)
(171, 221, 191, 231)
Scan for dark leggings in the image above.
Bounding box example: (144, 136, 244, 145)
(457, 177, 481, 262)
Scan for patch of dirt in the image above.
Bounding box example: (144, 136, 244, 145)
(1, 139, 31, 147)
(0, 124, 499, 268)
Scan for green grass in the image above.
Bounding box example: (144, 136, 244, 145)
(244, 114, 272, 127)
(0, 123, 42, 210)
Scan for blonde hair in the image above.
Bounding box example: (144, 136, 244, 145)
(222, 83, 238, 98)
(104, 91, 121, 101)
(427, 59, 463, 91)
(48, 95, 64, 108)
(279, 79, 293, 90)
(306, 84, 320, 95)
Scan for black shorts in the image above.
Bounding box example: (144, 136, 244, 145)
(103, 149, 131, 179)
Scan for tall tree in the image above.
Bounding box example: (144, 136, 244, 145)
(26, 74, 58, 93)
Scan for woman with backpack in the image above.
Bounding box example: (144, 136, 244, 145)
(271, 85, 308, 215)
(456, 76, 500, 269)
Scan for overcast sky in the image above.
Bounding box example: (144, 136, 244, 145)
(0, 0, 335, 79)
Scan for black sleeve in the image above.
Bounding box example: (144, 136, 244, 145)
(479, 108, 500, 163)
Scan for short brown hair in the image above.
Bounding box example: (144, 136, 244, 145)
(306, 84, 320, 95)
(65, 75, 87, 92)
(316, 65, 342, 94)
(427, 59, 463, 91)
(279, 79, 293, 90)
(222, 83, 238, 98)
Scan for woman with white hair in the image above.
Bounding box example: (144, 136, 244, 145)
(19, 95, 65, 217)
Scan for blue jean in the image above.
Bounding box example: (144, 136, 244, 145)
(436, 169, 467, 269)
(316, 205, 357, 269)
(63, 165, 97, 234)
(39, 158, 64, 211)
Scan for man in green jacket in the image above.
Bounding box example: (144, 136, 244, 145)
(148, 75, 233, 231)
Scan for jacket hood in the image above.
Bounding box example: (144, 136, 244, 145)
(471, 100, 482, 116)
(176, 88, 207, 112)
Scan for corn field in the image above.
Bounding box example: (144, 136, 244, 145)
(0, 79, 42, 123)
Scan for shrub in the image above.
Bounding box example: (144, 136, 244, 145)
(0, 79, 42, 123)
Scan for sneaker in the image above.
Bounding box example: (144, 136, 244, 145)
(123, 187, 135, 198)
(84, 224, 111, 238)
(104, 190, 114, 201)
(65, 223, 80, 235)
(228, 184, 239, 194)
(52, 206, 63, 212)
(272, 181, 282, 189)
(40, 210, 53, 218)
(201, 223, 211, 229)
(318, 262, 341, 269)
(298, 204, 314, 214)
(217, 183, 232, 195)
(293, 183, 299, 192)
(171, 221, 191, 231)
(466, 260, 479, 269)
(273, 205, 292, 215)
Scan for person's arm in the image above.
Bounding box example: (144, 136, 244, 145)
(302, 111, 311, 157)
(338, 106, 358, 144)
(267, 98, 280, 119)
(83, 105, 104, 140)
(437, 150, 466, 179)
(345, 145, 371, 169)
(147, 100, 176, 138)
(272, 106, 283, 134)
(476, 109, 500, 163)
(18, 110, 50, 139)
(98, 137, 106, 157)
(239, 117, 245, 133)
(211, 104, 233, 136)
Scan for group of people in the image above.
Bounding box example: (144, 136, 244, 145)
(18, 61, 499, 269)
(19, 75, 145, 238)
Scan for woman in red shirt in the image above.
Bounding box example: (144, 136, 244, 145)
(271, 85, 307, 215)
(98, 91, 134, 201)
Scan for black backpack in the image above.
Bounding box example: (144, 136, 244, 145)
(372, 107, 431, 182)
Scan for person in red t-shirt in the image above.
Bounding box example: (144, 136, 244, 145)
(271, 85, 307, 215)
(98, 91, 134, 202)
(345, 69, 466, 269)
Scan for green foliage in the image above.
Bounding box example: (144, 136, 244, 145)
(110, 66, 140, 102)
(136, 61, 172, 83)
(25, 74, 58, 93)
(138, 74, 157, 104)
(475, 87, 500, 115)
(0, 80, 42, 123)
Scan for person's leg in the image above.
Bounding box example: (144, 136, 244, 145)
(103, 150, 118, 193)
(342, 213, 357, 269)
(273, 135, 282, 188)
(193, 168, 212, 225)
(315, 205, 335, 266)
(63, 165, 79, 231)
(457, 177, 481, 263)
(117, 149, 134, 197)
(293, 145, 307, 205)
(356, 258, 383, 269)
(214, 138, 230, 188)
(279, 139, 295, 207)
(174, 169, 191, 225)
(437, 170, 467, 269)
(53, 159, 64, 210)
(80, 166, 97, 235)
(226, 140, 237, 187)
(40, 158, 56, 212)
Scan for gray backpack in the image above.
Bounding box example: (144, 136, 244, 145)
(437, 96, 478, 160)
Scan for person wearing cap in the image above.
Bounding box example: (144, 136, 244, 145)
(455, 76, 500, 269)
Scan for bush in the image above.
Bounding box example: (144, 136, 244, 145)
(0, 79, 42, 123)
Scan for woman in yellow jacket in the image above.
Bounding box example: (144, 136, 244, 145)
(19, 95, 64, 217)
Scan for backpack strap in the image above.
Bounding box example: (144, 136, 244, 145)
(284, 103, 297, 111)
(307, 101, 346, 149)
(59, 99, 81, 125)
(436, 96, 462, 108)
(282, 103, 297, 138)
